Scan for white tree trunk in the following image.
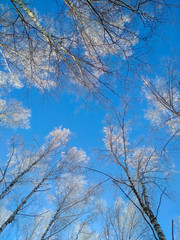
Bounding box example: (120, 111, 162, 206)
(0, 170, 53, 235)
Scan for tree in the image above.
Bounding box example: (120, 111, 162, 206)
(143, 62, 180, 139)
(0, 126, 95, 239)
(67, 196, 151, 240)
(68, 221, 98, 240)
(0, 0, 169, 99)
(0, 98, 31, 129)
(0, 1, 179, 240)
(101, 105, 172, 240)
(96, 197, 152, 240)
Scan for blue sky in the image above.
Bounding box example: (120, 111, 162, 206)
(1, 0, 180, 239)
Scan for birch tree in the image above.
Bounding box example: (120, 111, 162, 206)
(143, 63, 180, 139)
(0, 1, 179, 239)
(0, 99, 31, 129)
(0, 0, 169, 98)
(67, 196, 153, 240)
(102, 107, 172, 240)
(95, 197, 152, 240)
(0, 126, 93, 239)
(0, 0, 172, 132)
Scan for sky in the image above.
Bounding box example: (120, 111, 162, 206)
(1, 0, 180, 239)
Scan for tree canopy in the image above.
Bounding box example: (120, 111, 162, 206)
(0, 1, 180, 240)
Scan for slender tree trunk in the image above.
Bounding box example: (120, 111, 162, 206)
(11, 0, 81, 72)
(0, 170, 53, 235)
(40, 205, 62, 240)
(40, 193, 85, 239)
(172, 219, 174, 240)
(127, 174, 167, 240)
(0, 151, 49, 200)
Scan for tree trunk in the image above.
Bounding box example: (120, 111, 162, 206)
(0, 151, 49, 200)
(0, 170, 53, 235)
(127, 172, 166, 240)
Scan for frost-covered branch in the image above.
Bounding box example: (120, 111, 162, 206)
(143, 67, 180, 137)
(102, 109, 169, 240)
(0, 98, 31, 129)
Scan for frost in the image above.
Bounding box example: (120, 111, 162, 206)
(143, 76, 180, 136)
(61, 147, 89, 164)
(0, 70, 23, 90)
(103, 124, 130, 156)
(56, 173, 87, 201)
(19, 210, 54, 240)
(103, 126, 123, 153)
(45, 126, 71, 149)
(0, 98, 31, 129)
(127, 147, 160, 175)
(70, 0, 138, 58)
